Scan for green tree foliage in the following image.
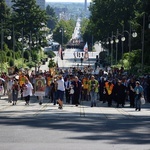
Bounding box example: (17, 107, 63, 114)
(88, 0, 150, 69)
(6, 50, 12, 57)
(48, 59, 56, 68)
(9, 58, 14, 67)
(46, 5, 58, 31)
(0, 0, 11, 50)
(0, 51, 7, 63)
(89, 0, 138, 41)
(80, 18, 90, 42)
(11, 0, 48, 31)
(53, 19, 75, 45)
(45, 50, 56, 58)
(11, 0, 48, 50)
(0, 0, 10, 21)
(24, 50, 30, 60)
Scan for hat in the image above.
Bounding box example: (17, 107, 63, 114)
(136, 81, 140, 85)
(118, 80, 121, 83)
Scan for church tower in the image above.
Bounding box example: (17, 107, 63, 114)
(85, 0, 87, 12)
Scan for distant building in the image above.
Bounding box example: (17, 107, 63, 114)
(5, 0, 45, 10)
(85, 0, 87, 12)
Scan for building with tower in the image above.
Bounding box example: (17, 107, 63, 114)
(85, 0, 87, 12)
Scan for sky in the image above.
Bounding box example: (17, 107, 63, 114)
(46, 0, 92, 3)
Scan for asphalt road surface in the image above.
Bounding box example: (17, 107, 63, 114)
(0, 96, 150, 150)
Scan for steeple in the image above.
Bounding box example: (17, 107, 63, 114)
(85, 0, 87, 12)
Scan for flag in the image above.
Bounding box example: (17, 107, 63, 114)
(84, 52, 89, 61)
(83, 42, 89, 60)
(58, 45, 63, 60)
(83, 42, 88, 52)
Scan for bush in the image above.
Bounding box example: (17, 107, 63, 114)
(48, 59, 56, 68)
(24, 50, 30, 60)
(9, 59, 14, 67)
(45, 50, 56, 58)
(26, 61, 35, 69)
(6, 50, 12, 57)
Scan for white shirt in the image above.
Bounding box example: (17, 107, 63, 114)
(64, 80, 71, 89)
(57, 78, 65, 91)
(7, 80, 13, 90)
(23, 82, 33, 97)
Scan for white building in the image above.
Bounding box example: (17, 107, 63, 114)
(5, 0, 45, 10)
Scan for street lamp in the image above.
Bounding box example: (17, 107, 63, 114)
(106, 36, 114, 66)
(148, 15, 150, 29)
(59, 28, 66, 47)
(0, 21, 15, 73)
(18, 28, 24, 67)
(141, 14, 145, 73)
(121, 24, 137, 71)
(115, 37, 119, 64)
(0, 20, 4, 73)
(111, 30, 119, 64)
(110, 31, 114, 66)
(7, 25, 15, 61)
(121, 35, 125, 67)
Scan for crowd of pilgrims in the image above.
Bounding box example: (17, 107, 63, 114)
(0, 66, 150, 111)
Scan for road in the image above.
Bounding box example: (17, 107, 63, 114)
(0, 95, 150, 150)
(54, 48, 100, 69)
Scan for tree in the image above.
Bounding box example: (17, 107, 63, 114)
(11, 0, 48, 45)
(46, 5, 58, 31)
(80, 18, 92, 47)
(0, 0, 11, 50)
(53, 19, 75, 46)
(87, 0, 150, 68)
(0, 0, 11, 22)
(48, 59, 56, 68)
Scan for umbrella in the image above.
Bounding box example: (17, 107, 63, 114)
(0, 77, 5, 82)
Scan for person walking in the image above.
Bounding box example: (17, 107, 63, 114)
(34, 74, 46, 105)
(104, 80, 114, 107)
(131, 81, 144, 111)
(114, 80, 126, 108)
(71, 76, 82, 106)
(64, 77, 71, 104)
(23, 79, 33, 105)
(98, 77, 106, 102)
(128, 78, 136, 108)
(12, 80, 20, 105)
(6, 77, 13, 103)
(82, 76, 89, 101)
(56, 75, 65, 109)
(88, 75, 99, 107)
(19, 72, 28, 100)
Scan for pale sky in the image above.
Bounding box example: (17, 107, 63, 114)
(46, 0, 91, 2)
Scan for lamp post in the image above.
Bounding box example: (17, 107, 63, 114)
(121, 24, 137, 71)
(0, 20, 3, 73)
(18, 28, 24, 67)
(112, 30, 119, 64)
(106, 36, 113, 66)
(121, 35, 125, 67)
(148, 15, 150, 29)
(110, 36, 114, 66)
(7, 25, 15, 61)
(59, 28, 66, 47)
(1, 21, 15, 73)
(141, 13, 145, 73)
